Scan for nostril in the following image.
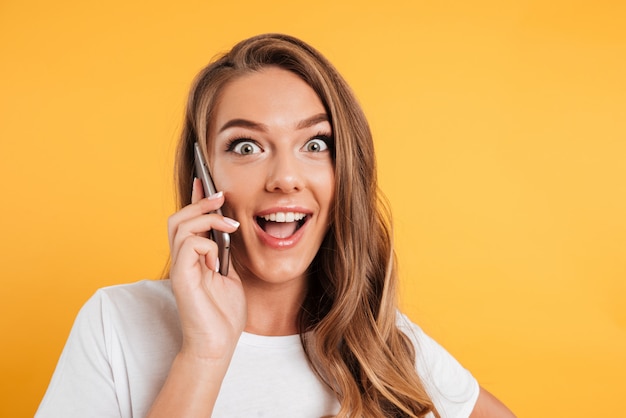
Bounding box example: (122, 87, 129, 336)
(265, 169, 305, 193)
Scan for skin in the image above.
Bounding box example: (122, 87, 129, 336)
(148, 67, 335, 416)
(471, 387, 516, 417)
(148, 67, 515, 417)
(209, 67, 335, 336)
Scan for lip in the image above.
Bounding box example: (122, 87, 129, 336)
(253, 206, 312, 249)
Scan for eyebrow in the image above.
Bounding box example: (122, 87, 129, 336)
(296, 113, 329, 130)
(218, 113, 330, 133)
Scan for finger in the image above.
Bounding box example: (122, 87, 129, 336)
(169, 192, 224, 233)
(167, 193, 225, 249)
(172, 234, 220, 278)
(191, 177, 205, 203)
(170, 213, 240, 262)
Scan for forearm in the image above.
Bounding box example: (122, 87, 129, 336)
(146, 352, 231, 418)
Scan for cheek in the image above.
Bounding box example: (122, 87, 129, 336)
(212, 161, 247, 194)
(308, 174, 335, 227)
(215, 169, 258, 217)
(315, 170, 335, 206)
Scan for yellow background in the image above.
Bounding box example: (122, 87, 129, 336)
(1, 0, 624, 416)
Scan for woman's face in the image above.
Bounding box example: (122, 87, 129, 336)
(208, 67, 335, 286)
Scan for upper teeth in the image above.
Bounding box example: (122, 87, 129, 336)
(261, 212, 306, 222)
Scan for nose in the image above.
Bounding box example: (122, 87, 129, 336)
(265, 152, 305, 193)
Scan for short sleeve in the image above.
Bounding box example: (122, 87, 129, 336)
(397, 313, 480, 418)
(35, 291, 121, 418)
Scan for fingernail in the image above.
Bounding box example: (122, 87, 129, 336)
(215, 258, 220, 273)
(223, 217, 240, 228)
(207, 191, 223, 200)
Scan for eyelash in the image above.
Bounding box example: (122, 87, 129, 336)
(312, 133, 333, 147)
(224, 137, 257, 153)
(224, 133, 334, 153)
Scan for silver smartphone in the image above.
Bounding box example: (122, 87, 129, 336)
(193, 142, 230, 276)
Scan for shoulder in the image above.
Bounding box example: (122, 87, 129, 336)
(95, 278, 174, 305)
(78, 279, 180, 345)
(395, 311, 439, 357)
(36, 280, 180, 417)
(85, 279, 176, 317)
(396, 311, 480, 418)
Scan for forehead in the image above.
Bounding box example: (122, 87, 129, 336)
(212, 67, 327, 128)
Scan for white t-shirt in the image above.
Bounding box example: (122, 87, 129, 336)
(36, 280, 479, 417)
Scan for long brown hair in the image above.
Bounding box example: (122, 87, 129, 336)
(174, 33, 439, 418)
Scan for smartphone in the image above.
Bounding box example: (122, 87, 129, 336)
(193, 142, 230, 276)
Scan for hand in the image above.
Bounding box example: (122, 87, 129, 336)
(167, 178, 246, 361)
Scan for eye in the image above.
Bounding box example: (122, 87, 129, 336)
(229, 140, 262, 155)
(303, 137, 330, 153)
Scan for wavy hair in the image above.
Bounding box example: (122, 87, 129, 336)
(173, 33, 439, 418)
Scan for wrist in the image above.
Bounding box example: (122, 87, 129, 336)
(178, 334, 239, 363)
(146, 349, 232, 417)
(175, 348, 233, 376)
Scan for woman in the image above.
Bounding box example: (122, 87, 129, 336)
(37, 34, 515, 417)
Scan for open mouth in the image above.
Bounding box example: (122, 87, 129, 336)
(256, 212, 309, 239)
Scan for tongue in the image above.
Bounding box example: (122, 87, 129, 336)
(264, 221, 298, 238)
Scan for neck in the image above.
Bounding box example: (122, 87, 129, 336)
(241, 277, 306, 336)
